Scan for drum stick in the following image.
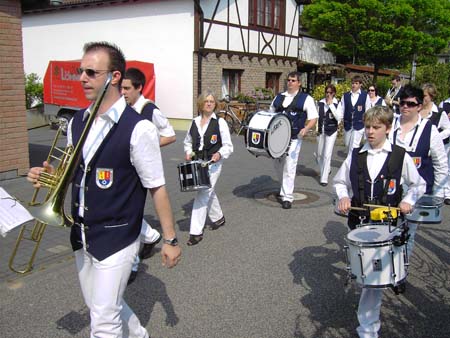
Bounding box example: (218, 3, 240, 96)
(201, 160, 213, 168)
(363, 203, 401, 210)
(349, 206, 367, 211)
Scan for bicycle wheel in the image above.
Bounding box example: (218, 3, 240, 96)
(224, 114, 239, 134)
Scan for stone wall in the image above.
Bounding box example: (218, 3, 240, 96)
(0, 0, 29, 179)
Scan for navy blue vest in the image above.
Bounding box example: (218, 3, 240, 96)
(348, 145, 404, 228)
(70, 106, 147, 261)
(273, 92, 308, 139)
(190, 117, 222, 160)
(140, 101, 158, 122)
(394, 120, 433, 194)
(343, 91, 367, 131)
(431, 110, 450, 145)
(318, 101, 338, 136)
(373, 97, 383, 106)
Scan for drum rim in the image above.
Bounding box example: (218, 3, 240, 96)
(355, 277, 407, 288)
(346, 224, 402, 246)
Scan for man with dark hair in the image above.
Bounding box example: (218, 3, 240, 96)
(269, 71, 318, 209)
(27, 41, 181, 338)
(122, 67, 176, 283)
(385, 74, 403, 116)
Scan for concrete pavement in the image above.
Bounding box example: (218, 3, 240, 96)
(0, 126, 449, 338)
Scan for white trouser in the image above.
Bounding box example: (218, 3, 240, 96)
(444, 143, 450, 198)
(274, 138, 302, 202)
(345, 128, 365, 153)
(75, 239, 149, 338)
(189, 161, 223, 236)
(131, 220, 161, 272)
(317, 131, 337, 184)
(356, 222, 417, 338)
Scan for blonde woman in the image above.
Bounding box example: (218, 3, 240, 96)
(183, 91, 234, 245)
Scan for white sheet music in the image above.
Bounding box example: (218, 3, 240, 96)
(0, 187, 34, 237)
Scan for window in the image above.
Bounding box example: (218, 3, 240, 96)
(222, 69, 242, 99)
(266, 72, 281, 94)
(249, 0, 285, 32)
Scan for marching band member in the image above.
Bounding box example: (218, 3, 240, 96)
(367, 84, 386, 108)
(316, 84, 341, 186)
(122, 67, 176, 285)
(334, 105, 426, 338)
(439, 96, 450, 205)
(184, 90, 233, 246)
(269, 71, 318, 209)
(385, 75, 403, 116)
(27, 41, 181, 338)
(337, 75, 369, 153)
(420, 83, 450, 205)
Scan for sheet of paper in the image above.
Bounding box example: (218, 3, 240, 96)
(0, 187, 34, 237)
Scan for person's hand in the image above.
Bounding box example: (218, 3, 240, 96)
(299, 128, 308, 138)
(338, 197, 352, 214)
(185, 153, 192, 161)
(26, 161, 54, 188)
(161, 244, 181, 268)
(211, 152, 221, 163)
(399, 202, 413, 215)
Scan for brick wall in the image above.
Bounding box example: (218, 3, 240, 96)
(0, 0, 29, 179)
(193, 52, 297, 115)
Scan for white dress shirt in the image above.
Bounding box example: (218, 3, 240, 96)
(318, 97, 341, 127)
(423, 103, 450, 141)
(333, 139, 426, 206)
(269, 91, 319, 120)
(67, 96, 165, 217)
(337, 89, 371, 117)
(132, 95, 175, 138)
(183, 112, 234, 159)
(388, 116, 448, 197)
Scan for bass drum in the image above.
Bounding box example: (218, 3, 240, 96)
(246, 111, 291, 158)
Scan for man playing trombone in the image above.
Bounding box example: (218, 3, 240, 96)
(27, 41, 181, 338)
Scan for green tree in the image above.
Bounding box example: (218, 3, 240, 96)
(25, 73, 43, 109)
(302, 0, 450, 81)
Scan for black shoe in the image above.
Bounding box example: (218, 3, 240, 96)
(139, 235, 162, 260)
(320, 182, 328, 186)
(127, 270, 138, 286)
(445, 198, 450, 205)
(208, 216, 225, 230)
(282, 201, 292, 209)
(187, 234, 203, 246)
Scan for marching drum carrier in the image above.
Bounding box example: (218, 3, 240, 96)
(246, 111, 292, 158)
(406, 194, 444, 224)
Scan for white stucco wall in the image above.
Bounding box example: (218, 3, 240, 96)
(22, 0, 194, 120)
(299, 36, 335, 65)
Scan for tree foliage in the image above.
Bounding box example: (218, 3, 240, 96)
(414, 63, 450, 103)
(25, 73, 43, 109)
(302, 0, 450, 80)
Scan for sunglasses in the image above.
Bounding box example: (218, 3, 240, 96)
(368, 89, 376, 92)
(287, 79, 298, 83)
(326, 91, 334, 94)
(77, 67, 109, 78)
(400, 100, 420, 107)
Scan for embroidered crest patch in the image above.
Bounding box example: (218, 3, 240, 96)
(96, 168, 113, 189)
(252, 132, 261, 145)
(385, 178, 396, 195)
(412, 157, 422, 169)
(210, 134, 218, 144)
(357, 105, 363, 111)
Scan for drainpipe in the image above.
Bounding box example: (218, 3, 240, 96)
(194, 0, 204, 96)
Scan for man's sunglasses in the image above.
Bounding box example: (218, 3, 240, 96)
(77, 67, 109, 78)
(400, 100, 420, 107)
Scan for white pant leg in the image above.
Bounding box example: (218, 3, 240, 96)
(75, 239, 148, 338)
(406, 221, 418, 257)
(189, 161, 223, 235)
(344, 130, 352, 149)
(352, 129, 365, 150)
(317, 134, 325, 170)
(276, 138, 301, 202)
(140, 219, 161, 244)
(356, 288, 383, 338)
(320, 132, 337, 184)
(444, 143, 450, 198)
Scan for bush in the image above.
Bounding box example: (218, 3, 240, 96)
(25, 73, 43, 109)
(235, 87, 275, 103)
(414, 63, 450, 103)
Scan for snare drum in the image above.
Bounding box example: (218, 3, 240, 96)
(344, 224, 408, 288)
(177, 160, 211, 192)
(246, 111, 291, 158)
(406, 194, 444, 224)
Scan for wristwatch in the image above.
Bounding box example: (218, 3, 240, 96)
(163, 237, 179, 246)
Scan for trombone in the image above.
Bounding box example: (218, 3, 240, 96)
(9, 73, 112, 274)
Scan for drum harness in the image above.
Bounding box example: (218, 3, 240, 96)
(352, 145, 410, 244)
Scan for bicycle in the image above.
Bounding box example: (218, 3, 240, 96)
(218, 95, 254, 135)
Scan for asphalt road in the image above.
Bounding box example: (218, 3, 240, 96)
(0, 126, 449, 338)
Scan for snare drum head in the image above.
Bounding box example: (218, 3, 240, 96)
(347, 224, 400, 244)
(416, 194, 444, 208)
(267, 114, 291, 158)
